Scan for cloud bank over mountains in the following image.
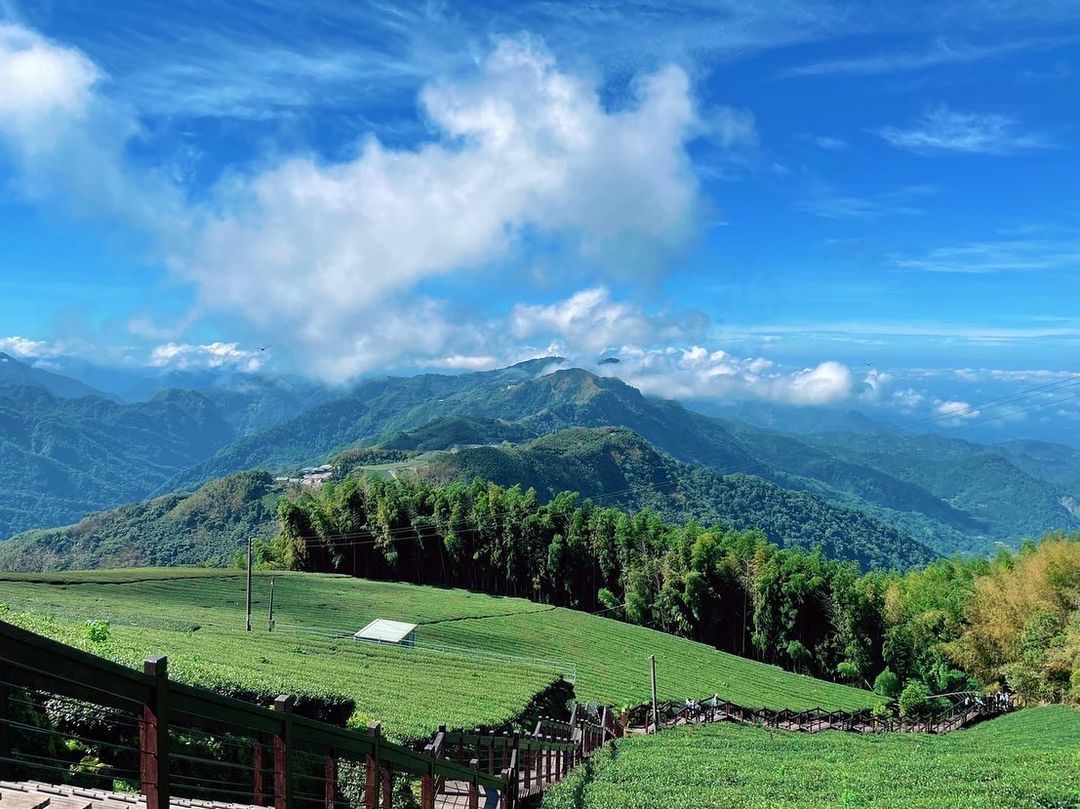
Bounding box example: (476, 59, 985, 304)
(0, 21, 843, 403)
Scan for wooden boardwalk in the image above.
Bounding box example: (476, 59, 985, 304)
(0, 782, 258, 809)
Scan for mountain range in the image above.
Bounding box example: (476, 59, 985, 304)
(0, 353, 1077, 570)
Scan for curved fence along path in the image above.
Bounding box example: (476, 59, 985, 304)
(624, 693, 1014, 736)
(0, 622, 613, 809)
(0, 621, 1012, 809)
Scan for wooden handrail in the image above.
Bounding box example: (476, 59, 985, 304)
(0, 620, 511, 802)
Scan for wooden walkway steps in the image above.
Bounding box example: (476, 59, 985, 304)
(0, 782, 256, 809)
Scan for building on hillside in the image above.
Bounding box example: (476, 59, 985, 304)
(353, 619, 417, 647)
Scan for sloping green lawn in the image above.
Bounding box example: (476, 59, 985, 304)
(544, 706, 1080, 809)
(0, 569, 875, 741)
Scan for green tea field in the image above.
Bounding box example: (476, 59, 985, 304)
(0, 569, 876, 740)
(543, 706, 1080, 809)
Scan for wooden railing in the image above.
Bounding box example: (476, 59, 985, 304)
(629, 693, 1013, 735)
(0, 621, 611, 809)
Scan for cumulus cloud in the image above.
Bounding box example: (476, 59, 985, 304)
(934, 399, 981, 421)
(595, 344, 854, 406)
(0, 25, 180, 232)
(0, 335, 58, 358)
(181, 40, 703, 375)
(1, 29, 711, 380)
(148, 342, 265, 372)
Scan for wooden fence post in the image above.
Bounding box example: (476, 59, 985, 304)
(522, 742, 531, 794)
(325, 753, 336, 809)
(140, 656, 170, 809)
(0, 661, 9, 780)
(468, 758, 480, 809)
(420, 746, 435, 809)
(365, 722, 381, 809)
(253, 739, 265, 805)
(272, 695, 295, 809)
(380, 762, 393, 809)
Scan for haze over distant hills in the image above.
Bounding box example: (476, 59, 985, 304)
(0, 354, 1077, 566)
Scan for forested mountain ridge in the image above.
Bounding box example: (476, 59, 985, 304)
(2, 357, 1078, 554)
(163, 360, 1080, 554)
(0, 385, 236, 539)
(0, 426, 935, 572)
(0, 470, 278, 571)
(415, 427, 936, 569)
(0, 352, 112, 399)
(794, 430, 1080, 545)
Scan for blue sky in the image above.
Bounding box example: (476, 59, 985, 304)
(1, 1, 1078, 437)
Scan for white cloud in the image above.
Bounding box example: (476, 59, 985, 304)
(596, 344, 854, 406)
(891, 388, 926, 412)
(0, 24, 100, 149)
(423, 354, 500, 371)
(148, 342, 264, 372)
(860, 369, 894, 401)
(782, 37, 1055, 77)
(179, 39, 703, 376)
(934, 399, 981, 420)
(892, 238, 1080, 273)
(877, 105, 1050, 155)
(0, 29, 710, 380)
(796, 185, 935, 220)
(510, 288, 657, 355)
(701, 106, 757, 148)
(805, 135, 848, 150)
(0, 24, 181, 233)
(0, 335, 57, 357)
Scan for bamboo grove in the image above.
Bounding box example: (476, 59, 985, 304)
(267, 474, 1080, 707)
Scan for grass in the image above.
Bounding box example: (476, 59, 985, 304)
(543, 706, 1080, 809)
(0, 569, 876, 741)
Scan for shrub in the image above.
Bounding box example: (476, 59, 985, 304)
(83, 620, 110, 643)
(898, 681, 931, 717)
(836, 661, 860, 682)
(873, 669, 901, 699)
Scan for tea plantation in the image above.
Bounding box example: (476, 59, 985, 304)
(0, 569, 875, 740)
(543, 706, 1080, 809)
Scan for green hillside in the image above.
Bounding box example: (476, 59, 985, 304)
(0, 570, 877, 741)
(544, 706, 1080, 809)
(164, 361, 1080, 556)
(166, 360, 761, 492)
(1, 426, 934, 573)
(418, 427, 936, 569)
(0, 352, 111, 399)
(0, 471, 279, 571)
(0, 385, 236, 539)
(800, 431, 1080, 543)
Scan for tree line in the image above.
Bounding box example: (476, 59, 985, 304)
(262, 474, 1080, 707)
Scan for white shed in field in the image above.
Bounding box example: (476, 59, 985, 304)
(353, 619, 417, 647)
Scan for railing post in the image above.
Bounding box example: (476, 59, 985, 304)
(273, 694, 295, 809)
(381, 762, 394, 809)
(253, 739, 266, 805)
(365, 723, 381, 809)
(140, 656, 170, 809)
(420, 743, 435, 809)
(544, 736, 552, 785)
(468, 758, 480, 809)
(522, 740, 531, 793)
(0, 661, 9, 780)
(325, 752, 336, 809)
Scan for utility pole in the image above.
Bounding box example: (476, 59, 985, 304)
(268, 577, 275, 632)
(246, 537, 253, 632)
(649, 655, 659, 734)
